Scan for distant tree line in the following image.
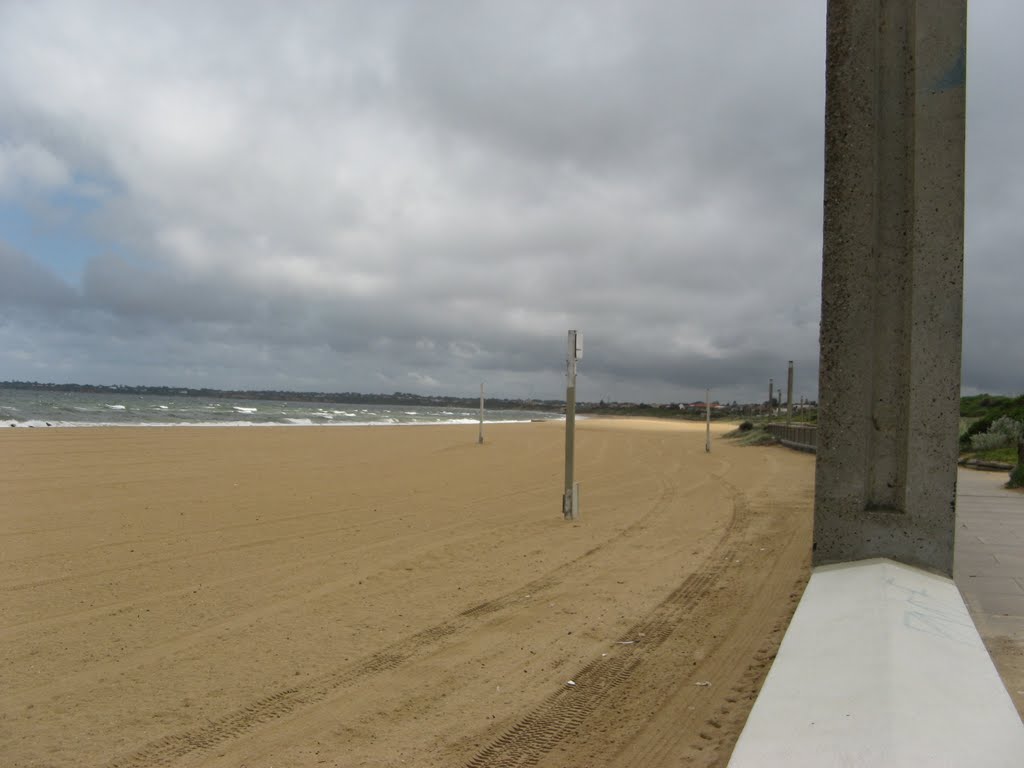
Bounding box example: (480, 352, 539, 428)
(0, 380, 564, 412)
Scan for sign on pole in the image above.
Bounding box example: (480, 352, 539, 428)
(705, 388, 712, 453)
(786, 360, 794, 425)
(563, 330, 581, 521)
(479, 382, 484, 444)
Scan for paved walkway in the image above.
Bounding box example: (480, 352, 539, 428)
(955, 467, 1024, 717)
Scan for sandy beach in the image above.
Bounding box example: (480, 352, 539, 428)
(2, 418, 815, 767)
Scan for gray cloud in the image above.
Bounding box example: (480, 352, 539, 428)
(0, 1, 1019, 403)
(0, 242, 77, 307)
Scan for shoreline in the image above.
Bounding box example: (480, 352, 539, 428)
(3, 416, 559, 430)
(1, 413, 737, 431)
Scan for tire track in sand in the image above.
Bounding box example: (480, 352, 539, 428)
(463, 482, 749, 768)
(104, 474, 689, 768)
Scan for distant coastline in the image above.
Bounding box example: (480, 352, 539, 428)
(0, 380, 791, 419)
(0, 380, 562, 413)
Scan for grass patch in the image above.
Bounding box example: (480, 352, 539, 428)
(722, 425, 779, 446)
(963, 446, 1020, 464)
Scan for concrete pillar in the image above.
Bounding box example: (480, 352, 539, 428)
(814, 1, 966, 576)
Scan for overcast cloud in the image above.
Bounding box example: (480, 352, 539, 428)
(0, 1, 1019, 403)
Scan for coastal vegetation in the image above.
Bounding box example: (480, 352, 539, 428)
(958, 395, 1024, 488)
(723, 424, 780, 446)
(960, 394, 1024, 443)
(1011, 461, 1024, 489)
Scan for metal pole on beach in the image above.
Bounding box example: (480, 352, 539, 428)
(563, 330, 582, 521)
(478, 382, 484, 444)
(768, 378, 774, 416)
(705, 388, 712, 453)
(786, 360, 794, 425)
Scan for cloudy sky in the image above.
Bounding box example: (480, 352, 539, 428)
(0, 1, 1019, 404)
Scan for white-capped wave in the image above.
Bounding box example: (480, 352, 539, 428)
(4, 416, 541, 429)
(105, 404, 126, 410)
(233, 406, 258, 413)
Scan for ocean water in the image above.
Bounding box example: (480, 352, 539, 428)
(0, 389, 558, 428)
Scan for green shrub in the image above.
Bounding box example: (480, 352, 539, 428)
(968, 416, 1023, 452)
(1009, 462, 1024, 489)
(971, 430, 1011, 451)
(961, 415, 995, 448)
(991, 416, 1024, 443)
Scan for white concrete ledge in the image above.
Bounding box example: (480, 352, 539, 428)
(728, 558, 1024, 767)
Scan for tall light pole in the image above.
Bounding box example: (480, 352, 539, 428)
(786, 360, 794, 425)
(478, 382, 484, 444)
(705, 388, 712, 453)
(563, 330, 582, 521)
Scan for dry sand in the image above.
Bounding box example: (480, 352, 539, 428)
(1, 418, 815, 767)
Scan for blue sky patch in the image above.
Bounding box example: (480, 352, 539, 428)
(0, 175, 120, 285)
